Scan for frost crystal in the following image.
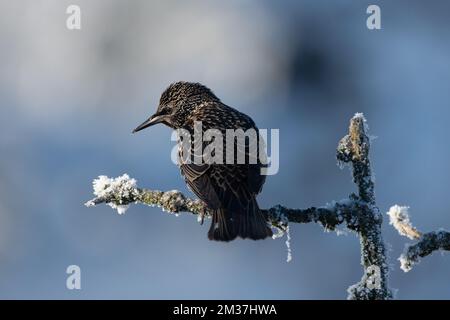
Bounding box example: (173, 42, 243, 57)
(86, 174, 138, 215)
(353, 112, 368, 130)
(399, 253, 413, 272)
(270, 211, 293, 262)
(285, 225, 292, 263)
(387, 205, 421, 240)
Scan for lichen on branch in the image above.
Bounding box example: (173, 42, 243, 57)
(84, 174, 357, 231)
(336, 113, 391, 300)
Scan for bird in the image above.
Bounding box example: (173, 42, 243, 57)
(133, 82, 272, 241)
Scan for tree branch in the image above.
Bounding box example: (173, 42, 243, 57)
(336, 113, 391, 300)
(399, 230, 450, 272)
(387, 205, 422, 240)
(85, 113, 393, 299)
(386, 205, 450, 272)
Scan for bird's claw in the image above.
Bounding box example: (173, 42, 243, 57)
(199, 207, 206, 225)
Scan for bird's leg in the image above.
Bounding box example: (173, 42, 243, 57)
(199, 206, 207, 225)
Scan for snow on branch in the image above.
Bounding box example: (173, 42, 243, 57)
(84, 174, 359, 232)
(399, 230, 450, 272)
(387, 205, 422, 240)
(336, 113, 391, 300)
(86, 113, 394, 299)
(385, 205, 450, 272)
(85, 174, 204, 216)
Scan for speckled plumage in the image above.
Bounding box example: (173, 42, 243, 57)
(134, 82, 272, 241)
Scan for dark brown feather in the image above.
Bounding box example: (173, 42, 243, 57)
(179, 101, 272, 241)
(148, 82, 272, 241)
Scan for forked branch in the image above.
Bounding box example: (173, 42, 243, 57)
(86, 113, 396, 299)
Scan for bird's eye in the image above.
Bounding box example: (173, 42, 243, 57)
(160, 105, 171, 114)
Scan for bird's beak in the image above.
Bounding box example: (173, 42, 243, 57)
(132, 113, 166, 133)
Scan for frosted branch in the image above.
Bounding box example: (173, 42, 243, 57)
(387, 205, 422, 240)
(336, 113, 392, 300)
(86, 113, 395, 299)
(385, 205, 449, 272)
(85, 176, 358, 231)
(399, 230, 450, 272)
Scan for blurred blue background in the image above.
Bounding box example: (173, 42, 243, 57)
(0, 0, 449, 299)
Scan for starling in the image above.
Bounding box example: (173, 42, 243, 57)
(133, 82, 272, 241)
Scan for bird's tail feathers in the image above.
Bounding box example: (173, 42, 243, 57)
(208, 208, 237, 242)
(208, 197, 272, 241)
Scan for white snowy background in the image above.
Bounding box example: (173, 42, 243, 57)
(0, 0, 449, 298)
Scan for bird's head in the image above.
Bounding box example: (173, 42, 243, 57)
(133, 81, 220, 132)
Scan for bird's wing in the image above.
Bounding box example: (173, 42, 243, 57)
(180, 163, 222, 210)
(179, 103, 266, 211)
(180, 161, 259, 211)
